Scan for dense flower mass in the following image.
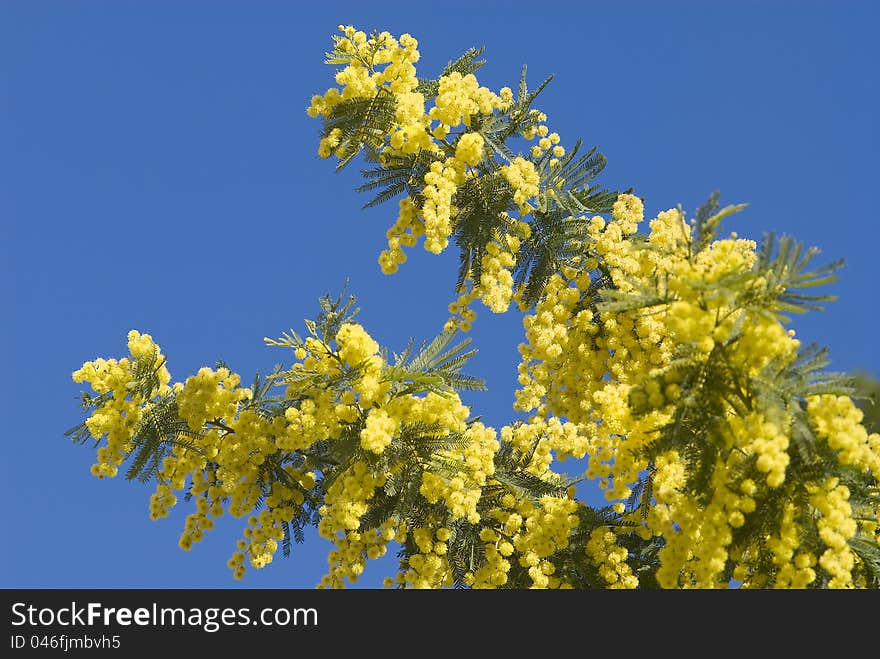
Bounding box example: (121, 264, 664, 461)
(305, 26, 593, 324)
(69, 25, 880, 589)
(307, 25, 513, 273)
(72, 330, 171, 479)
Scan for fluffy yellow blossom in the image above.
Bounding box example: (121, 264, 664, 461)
(807, 395, 880, 479)
(73, 330, 173, 478)
(810, 478, 858, 588)
(360, 408, 398, 453)
(513, 496, 579, 588)
(455, 132, 485, 166)
(767, 504, 817, 588)
(176, 367, 251, 432)
(611, 193, 643, 235)
(429, 71, 509, 129)
(586, 527, 638, 588)
(421, 157, 466, 254)
(501, 157, 540, 213)
(335, 322, 380, 366)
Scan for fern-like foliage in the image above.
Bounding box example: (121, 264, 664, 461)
(415, 46, 487, 98)
(452, 173, 517, 290)
(748, 232, 843, 322)
(385, 328, 486, 397)
(64, 391, 112, 445)
(533, 140, 617, 216)
(265, 285, 360, 352)
(487, 437, 570, 502)
(516, 209, 601, 307)
(690, 190, 749, 256)
(357, 150, 434, 209)
(323, 92, 398, 171)
(125, 395, 204, 483)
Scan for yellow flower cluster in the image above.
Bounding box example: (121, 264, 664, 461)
(611, 193, 644, 235)
(729, 412, 790, 488)
(308, 322, 513, 587)
(501, 157, 540, 214)
(463, 492, 578, 589)
(176, 367, 251, 432)
(417, 71, 510, 257)
(309, 26, 517, 278)
(807, 394, 880, 479)
(76, 321, 486, 584)
(317, 128, 342, 158)
(445, 286, 479, 333)
(334, 322, 389, 406)
(508, 192, 879, 587)
(226, 472, 311, 577)
(640, 450, 685, 539)
(321, 523, 397, 588)
(476, 229, 521, 313)
(513, 496, 579, 588)
(586, 527, 638, 588)
(765, 503, 817, 588)
(395, 527, 454, 588)
(514, 273, 584, 415)
(470, 541, 512, 588)
(75, 332, 290, 577)
(419, 421, 497, 524)
(335, 321, 379, 364)
(318, 461, 385, 540)
(529, 126, 563, 161)
(308, 27, 624, 335)
(430, 72, 510, 135)
(651, 457, 758, 588)
(455, 131, 485, 166)
(240, 508, 289, 568)
(307, 26, 421, 124)
(422, 157, 466, 254)
(499, 416, 592, 480)
(360, 408, 398, 453)
(379, 198, 423, 275)
(72, 330, 171, 478)
(809, 477, 858, 588)
(443, 221, 530, 330)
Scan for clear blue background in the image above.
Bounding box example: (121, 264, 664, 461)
(2, 0, 878, 588)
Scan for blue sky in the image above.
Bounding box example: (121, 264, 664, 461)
(2, 1, 878, 589)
